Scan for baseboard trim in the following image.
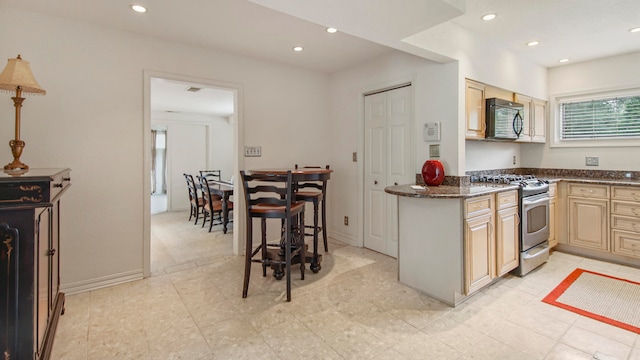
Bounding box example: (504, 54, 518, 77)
(60, 269, 143, 295)
(329, 230, 357, 247)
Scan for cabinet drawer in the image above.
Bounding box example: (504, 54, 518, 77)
(548, 183, 557, 197)
(612, 230, 640, 259)
(611, 214, 640, 232)
(568, 183, 609, 199)
(465, 195, 493, 218)
(496, 190, 518, 210)
(611, 186, 640, 202)
(50, 169, 71, 201)
(611, 200, 640, 218)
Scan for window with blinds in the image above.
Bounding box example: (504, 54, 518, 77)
(559, 94, 640, 140)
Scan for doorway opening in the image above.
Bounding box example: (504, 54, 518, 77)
(143, 71, 245, 277)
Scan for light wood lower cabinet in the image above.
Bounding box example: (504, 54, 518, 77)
(548, 183, 558, 248)
(464, 190, 519, 295)
(611, 186, 640, 259)
(465, 212, 494, 294)
(496, 205, 519, 276)
(567, 183, 610, 251)
(568, 197, 609, 251)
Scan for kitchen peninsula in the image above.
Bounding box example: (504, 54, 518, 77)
(387, 170, 640, 307)
(385, 182, 519, 307)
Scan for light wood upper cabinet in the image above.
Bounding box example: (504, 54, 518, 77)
(532, 99, 547, 143)
(465, 79, 486, 140)
(515, 94, 547, 143)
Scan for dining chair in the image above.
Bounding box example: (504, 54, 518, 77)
(200, 170, 223, 200)
(294, 165, 330, 254)
(197, 175, 234, 232)
(183, 173, 204, 224)
(240, 170, 306, 302)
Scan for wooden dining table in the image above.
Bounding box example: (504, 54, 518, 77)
(245, 167, 332, 276)
(206, 180, 234, 234)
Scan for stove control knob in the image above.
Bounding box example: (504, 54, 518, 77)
(541, 179, 549, 184)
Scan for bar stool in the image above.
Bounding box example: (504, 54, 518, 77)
(294, 165, 330, 267)
(240, 170, 306, 302)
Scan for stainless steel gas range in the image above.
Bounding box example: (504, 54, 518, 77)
(470, 174, 550, 276)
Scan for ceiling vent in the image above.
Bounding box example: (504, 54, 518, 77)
(186, 86, 202, 92)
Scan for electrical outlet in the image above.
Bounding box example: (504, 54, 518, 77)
(244, 146, 261, 157)
(429, 144, 440, 157)
(585, 156, 599, 166)
(344, 216, 349, 226)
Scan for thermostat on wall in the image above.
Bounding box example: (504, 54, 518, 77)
(423, 122, 441, 141)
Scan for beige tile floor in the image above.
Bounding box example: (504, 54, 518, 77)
(51, 211, 640, 360)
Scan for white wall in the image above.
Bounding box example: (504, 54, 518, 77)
(0, 6, 330, 292)
(522, 51, 640, 171)
(406, 21, 549, 173)
(328, 51, 459, 245)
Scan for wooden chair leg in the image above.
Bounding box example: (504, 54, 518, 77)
(242, 218, 253, 298)
(261, 218, 267, 277)
(285, 217, 292, 302)
(300, 211, 305, 281)
(321, 198, 328, 252)
(312, 200, 319, 264)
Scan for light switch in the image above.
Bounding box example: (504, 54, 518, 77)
(429, 144, 440, 157)
(244, 146, 262, 157)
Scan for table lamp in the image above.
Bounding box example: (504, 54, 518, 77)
(0, 55, 46, 170)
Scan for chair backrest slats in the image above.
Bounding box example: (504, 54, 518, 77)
(240, 171, 294, 217)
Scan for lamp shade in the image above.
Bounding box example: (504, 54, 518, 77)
(0, 55, 46, 95)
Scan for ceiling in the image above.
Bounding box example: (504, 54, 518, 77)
(2, 0, 639, 116)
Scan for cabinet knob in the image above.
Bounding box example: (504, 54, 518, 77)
(374, 180, 378, 185)
(48, 249, 56, 256)
(394, 182, 398, 186)
(63, 177, 71, 182)
(53, 183, 63, 188)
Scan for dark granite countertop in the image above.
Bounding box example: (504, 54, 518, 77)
(385, 183, 519, 199)
(387, 175, 640, 199)
(538, 176, 640, 187)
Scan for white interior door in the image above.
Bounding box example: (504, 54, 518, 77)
(364, 85, 413, 258)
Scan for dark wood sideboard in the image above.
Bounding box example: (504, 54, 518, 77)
(0, 168, 71, 360)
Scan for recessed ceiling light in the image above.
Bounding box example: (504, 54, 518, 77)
(527, 40, 540, 47)
(630, 27, 640, 33)
(559, 58, 570, 63)
(326, 27, 338, 34)
(481, 13, 497, 21)
(292, 46, 303, 52)
(131, 4, 147, 13)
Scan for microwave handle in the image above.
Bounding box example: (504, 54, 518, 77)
(513, 111, 524, 137)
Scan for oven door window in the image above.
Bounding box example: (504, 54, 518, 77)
(527, 205, 547, 234)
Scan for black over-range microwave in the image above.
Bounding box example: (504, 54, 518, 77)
(485, 98, 524, 140)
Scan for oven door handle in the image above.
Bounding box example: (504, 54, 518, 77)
(523, 194, 549, 206)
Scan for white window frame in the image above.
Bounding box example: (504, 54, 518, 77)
(550, 86, 640, 148)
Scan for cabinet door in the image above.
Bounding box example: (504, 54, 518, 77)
(568, 197, 609, 251)
(531, 99, 547, 143)
(36, 207, 51, 356)
(548, 197, 557, 248)
(496, 206, 519, 276)
(514, 94, 532, 142)
(465, 80, 485, 140)
(464, 213, 494, 294)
